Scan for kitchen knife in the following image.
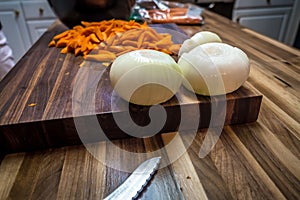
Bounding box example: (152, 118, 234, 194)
(104, 157, 161, 200)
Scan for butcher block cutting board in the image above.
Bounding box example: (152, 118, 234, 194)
(0, 21, 262, 153)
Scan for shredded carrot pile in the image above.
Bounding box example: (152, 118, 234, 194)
(85, 27, 181, 62)
(48, 19, 148, 57)
(49, 19, 181, 63)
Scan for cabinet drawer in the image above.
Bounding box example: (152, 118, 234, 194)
(22, 0, 56, 19)
(234, 0, 294, 9)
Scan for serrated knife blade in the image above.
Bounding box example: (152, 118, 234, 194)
(104, 157, 161, 200)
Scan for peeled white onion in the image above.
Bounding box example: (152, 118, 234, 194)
(110, 49, 182, 105)
(178, 31, 222, 57)
(178, 42, 250, 96)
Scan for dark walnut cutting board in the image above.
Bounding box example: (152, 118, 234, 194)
(0, 21, 262, 153)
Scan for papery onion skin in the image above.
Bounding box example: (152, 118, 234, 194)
(178, 43, 250, 96)
(179, 31, 222, 57)
(110, 49, 183, 105)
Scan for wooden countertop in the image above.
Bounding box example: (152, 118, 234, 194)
(0, 10, 299, 199)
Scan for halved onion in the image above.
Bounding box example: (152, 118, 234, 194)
(178, 42, 250, 95)
(178, 31, 222, 57)
(110, 49, 182, 105)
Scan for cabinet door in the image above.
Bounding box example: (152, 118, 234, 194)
(27, 19, 55, 44)
(233, 7, 292, 42)
(234, 0, 294, 9)
(0, 2, 31, 62)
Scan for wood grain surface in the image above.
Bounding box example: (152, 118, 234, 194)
(0, 9, 299, 200)
(0, 18, 262, 153)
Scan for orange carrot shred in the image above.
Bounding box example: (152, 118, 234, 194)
(48, 19, 180, 60)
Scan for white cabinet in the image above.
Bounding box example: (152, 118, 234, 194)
(234, 0, 294, 8)
(0, 1, 32, 62)
(0, 0, 56, 62)
(22, 0, 56, 44)
(26, 20, 54, 43)
(232, 0, 298, 45)
(233, 7, 292, 42)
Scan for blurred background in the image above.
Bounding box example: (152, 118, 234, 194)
(0, 0, 299, 63)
